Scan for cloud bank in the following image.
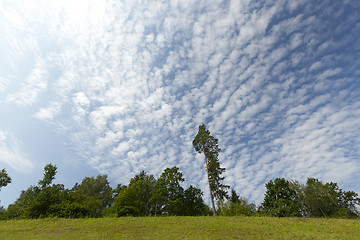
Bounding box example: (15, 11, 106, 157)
(0, 0, 359, 204)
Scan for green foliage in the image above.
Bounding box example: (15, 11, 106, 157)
(207, 156, 228, 200)
(4, 165, 116, 219)
(23, 184, 68, 218)
(341, 190, 360, 218)
(183, 185, 208, 216)
(115, 171, 156, 216)
(10, 164, 63, 218)
(303, 178, 338, 218)
(114, 167, 210, 217)
(193, 124, 229, 215)
(0, 169, 12, 210)
(48, 191, 94, 218)
(0, 206, 6, 220)
(112, 184, 126, 198)
(5, 186, 36, 219)
(5, 164, 72, 219)
(219, 190, 256, 216)
(0, 169, 11, 190)
(75, 175, 113, 217)
(5, 163, 211, 219)
(229, 189, 240, 204)
(150, 167, 185, 215)
(265, 177, 360, 219)
(193, 124, 229, 200)
(291, 178, 360, 218)
(38, 164, 57, 188)
(260, 178, 301, 217)
(3, 160, 358, 220)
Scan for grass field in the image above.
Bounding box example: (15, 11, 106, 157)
(1, 216, 360, 239)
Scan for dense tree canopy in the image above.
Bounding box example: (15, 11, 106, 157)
(260, 178, 301, 217)
(1, 160, 359, 219)
(290, 178, 360, 218)
(114, 167, 209, 217)
(261, 177, 360, 218)
(115, 171, 156, 216)
(75, 175, 113, 217)
(183, 185, 209, 216)
(150, 167, 185, 215)
(5, 164, 112, 218)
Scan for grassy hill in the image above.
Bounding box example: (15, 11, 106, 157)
(1, 216, 360, 239)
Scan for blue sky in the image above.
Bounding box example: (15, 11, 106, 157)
(1, 0, 360, 208)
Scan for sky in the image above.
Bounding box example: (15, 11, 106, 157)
(1, 0, 360, 208)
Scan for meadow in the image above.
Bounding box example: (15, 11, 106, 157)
(1, 216, 360, 239)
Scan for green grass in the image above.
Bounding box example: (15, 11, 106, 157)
(1, 216, 359, 239)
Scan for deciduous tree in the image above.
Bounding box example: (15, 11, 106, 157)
(38, 164, 57, 188)
(0, 169, 11, 191)
(150, 167, 185, 215)
(261, 178, 300, 217)
(183, 185, 208, 216)
(303, 178, 359, 218)
(0, 169, 11, 208)
(115, 171, 156, 216)
(76, 175, 113, 212)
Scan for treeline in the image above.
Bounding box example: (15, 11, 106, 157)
(260, 178, 360, 218)
(0, 124, 359, 219)
(0, 165, 359, 219)
(0, 164, 212, 219)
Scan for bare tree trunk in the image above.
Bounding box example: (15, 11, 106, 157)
(203, 145, 216, 216)
(320, 207, 327, 218)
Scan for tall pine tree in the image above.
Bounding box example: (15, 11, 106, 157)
(193, 123, 229, 216)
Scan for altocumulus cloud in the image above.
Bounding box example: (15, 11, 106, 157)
(0, 0, 359, 205)
(0, 130, 33, 172)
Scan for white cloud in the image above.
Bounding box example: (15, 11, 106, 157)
(0, 130, 33, 172)
(89, 106, 126, 132)
(6, 59, 48, 107)
(33, 101, 61, 121)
